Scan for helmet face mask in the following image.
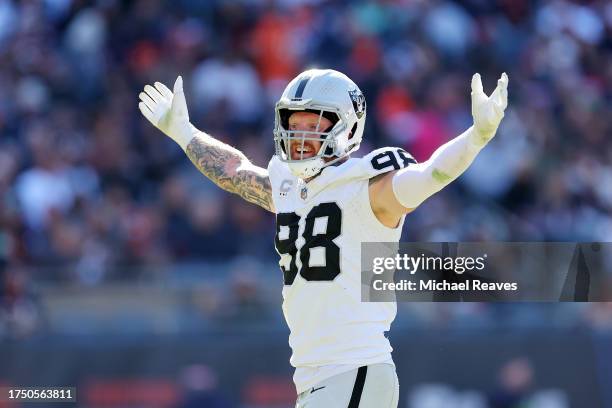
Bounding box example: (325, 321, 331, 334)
(275, 105, 345, 159)
(273, 69, 366, 179)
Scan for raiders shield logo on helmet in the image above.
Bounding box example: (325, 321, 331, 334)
(348, 89, 366, 119)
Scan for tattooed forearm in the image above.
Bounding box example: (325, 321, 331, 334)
(185, 132, 275, 212)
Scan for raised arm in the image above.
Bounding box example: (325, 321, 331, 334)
(370, 73, 508, 226)
(185, 132, 274, 212)
(138, 76, 274, 213)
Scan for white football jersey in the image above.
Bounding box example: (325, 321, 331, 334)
(268, 147, 416, 392)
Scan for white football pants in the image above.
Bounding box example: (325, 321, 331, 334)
(295, 363, 399, 408)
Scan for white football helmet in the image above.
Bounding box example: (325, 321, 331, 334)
(273, 69, 366, 179)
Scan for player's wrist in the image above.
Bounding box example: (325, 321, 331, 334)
(468, 125, 495, 148)
(171, 123, 196, 151)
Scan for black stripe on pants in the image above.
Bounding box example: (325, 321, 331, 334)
(347, 366, 368, 408)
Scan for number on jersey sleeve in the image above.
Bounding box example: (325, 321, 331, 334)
(370, 148, 416, 171)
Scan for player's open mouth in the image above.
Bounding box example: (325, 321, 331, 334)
(291, 143, 318, 159)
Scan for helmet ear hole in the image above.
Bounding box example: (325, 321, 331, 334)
(349, 123, 357, 140)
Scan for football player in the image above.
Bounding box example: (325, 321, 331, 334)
(139, 69, 508, 407)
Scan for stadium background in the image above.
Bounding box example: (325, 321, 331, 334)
(0, 0, 611, 406)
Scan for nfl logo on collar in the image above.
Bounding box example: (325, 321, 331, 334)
(300, 186, 308, 200)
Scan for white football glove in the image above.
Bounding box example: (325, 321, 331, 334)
(470, 72, 508, 146)
(138, 76, 194, 150)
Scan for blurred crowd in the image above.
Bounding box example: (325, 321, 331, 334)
(0, 0, 612, 335)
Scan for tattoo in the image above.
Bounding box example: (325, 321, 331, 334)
(185, 133, 275, 212)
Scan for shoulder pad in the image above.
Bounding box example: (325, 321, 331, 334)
(268, 154, 298, 196)
(267, 155, 290, 185)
